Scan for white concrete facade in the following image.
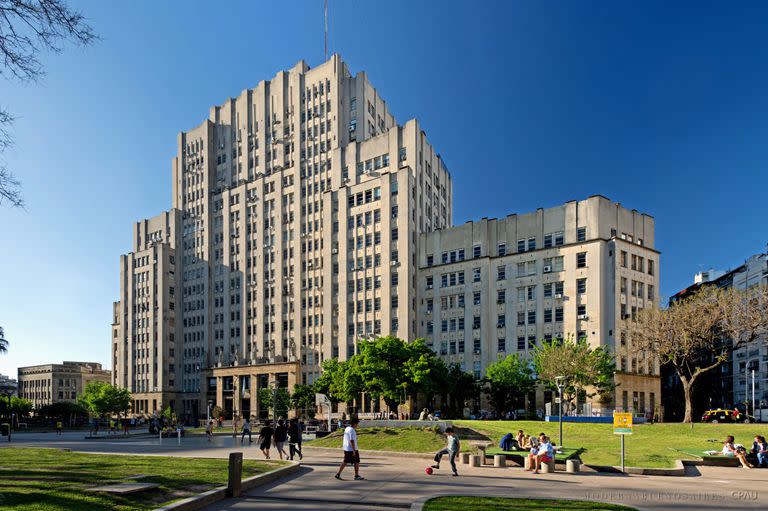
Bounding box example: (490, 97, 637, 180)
(417, 195, 662, 413)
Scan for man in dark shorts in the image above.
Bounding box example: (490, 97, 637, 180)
(259, 420, 274, 459)
(335, 417, 364, 480)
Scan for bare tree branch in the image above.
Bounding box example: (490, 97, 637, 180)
(0, 0, 97, 208)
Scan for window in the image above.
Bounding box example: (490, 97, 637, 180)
(497, 315, 506, 328)
(577, 304, 587, 316)
(620, 277, 627, 294)
(473, 267, 481, 282)
(621, 251, 628, 267)
(577, 227, 586, 242)
(473, 316, 481, 329)
(527, 237, 536, 251)
(576, 252, 587, 268)
(527, 285, 535, 301)
(517, 311, 525, 326)
(426, 255, 433, 267)
(544, 308, 552, 323)
(637, 256, 645, 273)
(517, 287, 525, 302)
(648, 285, 655, 301)
(543, 283, 552, 298)
(473, 291, 481, 305)
(498, 338, 506, 352)
(497, 266, 506, 280)
(554, 231, 564, 246)
(577, 278, 587, 294)
(516, 262, 526, 277)
(497, 289, 506, 304)
(527, 310, 536, 324)
(498, 243, 506, 256)
(528, 335, 536, 349)
(552, 256, 564, 272)
(648, 259, 655, 276)
(555, 307, 564, 322)
(517, 239, 526, 252)
(426, 276, 433, 289)
(544, 233, 553, 248)
(473, 245, 481, 258)
(517, 336, 526, 350)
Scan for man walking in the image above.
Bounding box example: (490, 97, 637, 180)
(335, 417, 364, 480)
(288, 417, 303, 460)
(241, 417, 252, 444)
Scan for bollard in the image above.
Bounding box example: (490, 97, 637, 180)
(227, 452, 243, 497)
(177, 428, 181, 445)
(566, 459, 580, 473)
(524, 456, 531, 470)
(460, 452, 471, 464)
(493, 454, 506, 468)
(542, 459, 556, 473)
(469, 455, 481, 467)
(159, 429, 162, 442)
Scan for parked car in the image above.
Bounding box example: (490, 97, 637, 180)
(701, 408, 757, 423)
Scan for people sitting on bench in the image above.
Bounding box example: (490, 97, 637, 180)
(751, 435, 768, 468)
(500, 432, 518, 451)
(527, 434, 553, 474)
(719, 435, 753, 469)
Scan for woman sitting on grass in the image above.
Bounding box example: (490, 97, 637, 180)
(721, 435, 753, 469)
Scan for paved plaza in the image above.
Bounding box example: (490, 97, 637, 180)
(2, 431, 767, 510)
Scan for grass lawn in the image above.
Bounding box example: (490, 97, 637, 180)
(423, 496, 636, 511)
(307, 426, 447, 453)
(455, 420, 767, 468)
(0, 447, 284, 511)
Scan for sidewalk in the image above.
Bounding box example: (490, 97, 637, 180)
(204, 450, 768, 511)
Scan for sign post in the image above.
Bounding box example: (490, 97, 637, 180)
(613, 412, 633, 473)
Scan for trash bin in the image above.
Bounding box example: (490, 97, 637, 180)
(0, 423, 9, 436)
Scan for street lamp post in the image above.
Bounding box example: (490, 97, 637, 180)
(555, 376, 565, 448)
(745, 355, 758, 419)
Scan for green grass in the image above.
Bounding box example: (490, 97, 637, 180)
(455, 420, 765, 468)
(307, 426, 448, 452)
(423, 496, 636, 511)
(0, 447, 284, 511)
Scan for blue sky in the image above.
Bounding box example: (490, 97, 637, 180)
(1, 1, 766, 376)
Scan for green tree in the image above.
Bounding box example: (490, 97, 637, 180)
(78, 382, 131, 418)
(258, 388, 291, 419)
(484, 354, 535, 412)
(356, 336, 413, 412)
(533, 336, 616, 413)
(439, 363, 479, 418)
(291, 384, 317, 419)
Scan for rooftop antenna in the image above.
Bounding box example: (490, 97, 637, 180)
(324, 0, 329, 61)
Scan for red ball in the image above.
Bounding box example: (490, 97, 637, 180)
(425, 466, 433, 475)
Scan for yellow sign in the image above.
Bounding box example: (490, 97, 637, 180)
(613, 412, 633, 435)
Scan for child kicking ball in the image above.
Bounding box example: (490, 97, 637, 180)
(431, 427, 460, 476)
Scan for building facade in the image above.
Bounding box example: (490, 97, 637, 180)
(417, 195, 661, 415)
(113, 55, 452, 419)
(17, 362, 111, 410)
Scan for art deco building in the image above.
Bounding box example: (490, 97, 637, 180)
(417, 196, 661, 414)
(113, 55, 452, 419)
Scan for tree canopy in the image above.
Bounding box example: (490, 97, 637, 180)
(484, 354, 535, 412)
(78, 382, 131, 418)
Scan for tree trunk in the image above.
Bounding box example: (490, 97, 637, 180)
(681, 378, 694, 423)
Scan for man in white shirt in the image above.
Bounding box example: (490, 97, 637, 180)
(335, 417, 364, 480)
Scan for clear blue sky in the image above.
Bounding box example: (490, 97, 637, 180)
(1, 0, 766, 377)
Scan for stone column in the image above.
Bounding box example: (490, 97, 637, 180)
(249, 373, 259, 419)
(216, 376, 224, 412)
(232, 376, 242, 419)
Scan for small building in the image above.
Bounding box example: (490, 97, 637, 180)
(17, 361, 111, 410)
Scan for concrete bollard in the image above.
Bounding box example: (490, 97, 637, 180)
(542, 459, 556, 473)
(524, 456, 531, 470)
(493, 454, 506, 468)
(227, 452, 243, 497)
(469, 455, 481, 467)
(566, 459, 581, 473)
(460, 452, 471, 464)
(177, 428, 182, 445)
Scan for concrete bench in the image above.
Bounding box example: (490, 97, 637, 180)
(493, 454, 506, 468)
